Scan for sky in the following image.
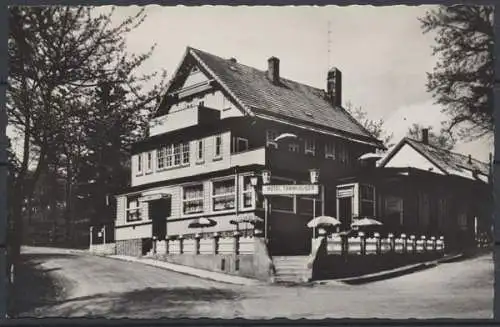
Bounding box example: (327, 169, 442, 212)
(8, 5, 494, 163)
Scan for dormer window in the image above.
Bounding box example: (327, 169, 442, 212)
(266, 130, 278, 149)
(214, 135, 223, 159)
(305, 138, 315, 156)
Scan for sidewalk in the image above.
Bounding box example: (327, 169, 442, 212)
(313, 252, 465, 286)
(108, 255, 262, 286)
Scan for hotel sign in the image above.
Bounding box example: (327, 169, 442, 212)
(139, 193, 171, 202)
(262, 184, 319, 196)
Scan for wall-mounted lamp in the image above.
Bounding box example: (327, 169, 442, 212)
(262, 170, 272, 185)
(309, 168, 320, 184)
(250, 176, 259, 187)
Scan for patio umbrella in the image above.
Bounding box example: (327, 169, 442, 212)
(232, 214, 264, 225)
(351, 217, 383, 227)
(274, 133, 298, 142)
(188, 217, 217, 234)
(307, 216, 342, 228)
(358, 152, 384, 161)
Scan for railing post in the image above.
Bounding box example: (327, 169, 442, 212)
(439, 236, 445, 254)
(401, 233, 407, 254)
(359, 232, 366, 255)
(410, 235, 417, 254)
(195, 233, 201, 255)
(388, 233, 395, 253)
(340, 233, 348, 256)
(420, 235, 427, 253)
(179, 235, 184, 254)
(213, 232, 220, 254)
(234, 231, 241, 255)
(431, 236, 437, 252)
(166, 237, 170, 255)
(152, 236, 157, 255)
(374, 232, 381, 255)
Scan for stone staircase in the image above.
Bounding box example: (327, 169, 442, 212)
(272, 255, 312, 284)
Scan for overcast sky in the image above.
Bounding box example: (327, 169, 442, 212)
(8, 5, 494, 162)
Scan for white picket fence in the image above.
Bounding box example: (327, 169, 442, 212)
(326, 233, 445, 255)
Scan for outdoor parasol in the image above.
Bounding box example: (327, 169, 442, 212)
(188, 217, 217, 235)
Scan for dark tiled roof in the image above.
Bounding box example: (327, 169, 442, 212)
(405, 138, 490, 178)
(189, 48, 381, 146)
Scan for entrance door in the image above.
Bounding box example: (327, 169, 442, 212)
(150, 198, 171, 240)
(338, 197, 353, 227)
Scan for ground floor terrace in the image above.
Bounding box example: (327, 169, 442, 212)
(112, 165, 491, 258)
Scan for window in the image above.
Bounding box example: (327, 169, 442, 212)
(241, 176, 255, 209)
(305, 138, 315, 156)
(338, 143, 349, 164)
(214, 135, 223, 158)
(165, 145, 173, 167)
(325, 142, 336, 159)
(157, 143, 190, 170)
(297, 195, 322, 216)
(359, 184, 375, 217)
(174, 144, 181, 166)
(147, 152, 152, 172)
(137, 154, 143, 174)
(288, 142, 300, 153)
(266, 130, 278, 149)
(233, 137, 248, 153)
(197, 140, 204, 162)
(157, 148, 166, 170)
(182, 184, 204, 215)
(212, 178, 236, 211)
(269, 177, 295, 213)
(182, 143, 190, 165)
(126, 196, 141, 222)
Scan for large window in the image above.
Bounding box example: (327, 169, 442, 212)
(359, 184, 375, 217)
(305, 138, 315, 156)
(182, 184, 204, 215)
(241, 176, 255, 209)
(126, 196, 141, 222)
(269, 177, 295, 213)
(266, 130, 278, 149)
(297, 195, 322, 216)
(157, 142, 190, 170)
(325, 142, 336, 159)
(212, 178, 236, 211)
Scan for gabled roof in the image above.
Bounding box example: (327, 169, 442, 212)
(157, 47, 384, 148)
(378, 137, 491, 182)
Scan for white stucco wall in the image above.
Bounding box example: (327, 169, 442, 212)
(383, 144, 444, 174)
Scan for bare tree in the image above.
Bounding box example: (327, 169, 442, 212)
(345, 101, 394, 148)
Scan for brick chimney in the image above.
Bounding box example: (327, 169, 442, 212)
(421, 128, 429, 145)
(327, 68, 342, 107)
(267, 57, 280, 84)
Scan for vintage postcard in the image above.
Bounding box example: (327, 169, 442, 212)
(5, 4, 494, 319)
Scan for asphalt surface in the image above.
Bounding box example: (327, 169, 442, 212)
(17, 247, 493, 319)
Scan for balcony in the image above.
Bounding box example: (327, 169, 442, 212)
(149, 104, 220, 136)
(132, 147, 267, 187)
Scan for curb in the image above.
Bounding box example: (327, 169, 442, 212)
(314, 253, 466, 286)
(107, 255, 261, 286)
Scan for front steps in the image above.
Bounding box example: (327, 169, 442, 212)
(272, 255, 311, 284)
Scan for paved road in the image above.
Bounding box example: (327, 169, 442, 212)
(17, 247, 493, 319)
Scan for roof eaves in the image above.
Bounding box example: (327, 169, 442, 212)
(254, 111, 383, 148)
